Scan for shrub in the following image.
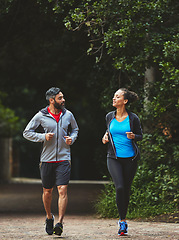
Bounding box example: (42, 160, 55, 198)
(95, 134, 179, 219)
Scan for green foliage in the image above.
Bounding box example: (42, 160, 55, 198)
(128, 134, 179, 218)
(49, 0, 179, 138)
(95, 134, 179, 218)
(48, 0, 178, 71)
(95, 182, 118, 218)
(0, 0, 14, 14)
(0, 92, 19, 137)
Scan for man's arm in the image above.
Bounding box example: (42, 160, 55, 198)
(66, 113, 79, 145)
(23, 112, 46, 142)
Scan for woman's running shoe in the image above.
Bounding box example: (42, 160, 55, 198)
(118, 220, 128, 236)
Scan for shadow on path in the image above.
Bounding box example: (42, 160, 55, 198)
(0, 178, 105, 215)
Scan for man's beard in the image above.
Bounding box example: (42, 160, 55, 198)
(54, 100, 65, 110)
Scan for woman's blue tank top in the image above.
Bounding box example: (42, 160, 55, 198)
(109, 116, 135, 158)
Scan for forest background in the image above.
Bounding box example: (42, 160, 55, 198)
(0, 0, 178, 219)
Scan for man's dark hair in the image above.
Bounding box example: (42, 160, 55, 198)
(45, 87, 61, 101)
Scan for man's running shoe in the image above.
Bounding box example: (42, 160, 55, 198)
(53, 222, 63, 236)
(118, 220, 128, 236)
(45, 214, 54, 235)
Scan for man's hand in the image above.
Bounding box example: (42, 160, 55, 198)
(126, 132, 135, 139)
(102, 132, 109, 144)
(64, 136, 72, 145)
(45, 133, 54, 141)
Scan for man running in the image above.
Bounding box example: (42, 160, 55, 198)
(23, 87, 79, 236)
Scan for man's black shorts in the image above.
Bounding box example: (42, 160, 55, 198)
(40, 161, 71, 189)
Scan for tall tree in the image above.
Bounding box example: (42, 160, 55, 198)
(47, 0, 178, 134)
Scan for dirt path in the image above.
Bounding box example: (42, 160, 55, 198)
(0, 179, 178, 239)
(0, 213, 179, 240)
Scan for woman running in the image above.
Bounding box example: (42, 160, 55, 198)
(102, 88, 143, 236)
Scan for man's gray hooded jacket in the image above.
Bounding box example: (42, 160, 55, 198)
(23, 107, 79, 162)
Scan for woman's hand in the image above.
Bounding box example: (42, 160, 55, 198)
(126, 132, 135, 139)
(102, 132, 109, 144)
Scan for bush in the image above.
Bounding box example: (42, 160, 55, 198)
(95, 134, 179, 219)
(0, 92, 19, 137)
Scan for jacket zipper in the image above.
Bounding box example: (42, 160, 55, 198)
(56, 121, 59, 161)
(42, 108, 65, 162)
(128, 112, 138, 161)
(56, 112, 64, 161)
(107, 116, 117, 159)
(131, 141, 138, 161)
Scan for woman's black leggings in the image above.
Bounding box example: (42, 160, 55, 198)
(107, 157, 138, 220)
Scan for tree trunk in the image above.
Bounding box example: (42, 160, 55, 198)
(0, 138, 12, 182)
(143, 66, 155, 132)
